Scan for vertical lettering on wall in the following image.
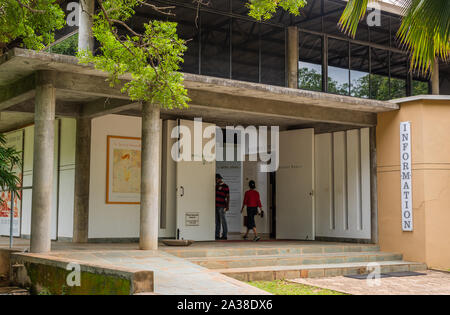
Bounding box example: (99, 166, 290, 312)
(400, 122, 413, 231)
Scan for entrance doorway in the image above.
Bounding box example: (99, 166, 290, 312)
(167, 119, 372, 243)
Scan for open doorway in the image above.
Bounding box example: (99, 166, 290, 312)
(215, 128, 274, 240)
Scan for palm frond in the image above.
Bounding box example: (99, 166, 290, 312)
(339, 0, 450, 75)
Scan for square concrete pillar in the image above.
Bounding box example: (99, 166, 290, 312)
(287, 26, 299, 89)
(30, 71, 56, 253)
(73, 117, 91, 243)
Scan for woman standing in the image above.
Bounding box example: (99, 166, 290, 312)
(241, 180, 263, 241)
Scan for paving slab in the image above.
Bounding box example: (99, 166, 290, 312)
(31, 250, 269, 295)
(290, 270, 450, 295)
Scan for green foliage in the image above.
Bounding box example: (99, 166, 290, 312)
(339, 0, 450, 74)
(247, 0, 308, 20)
(48, 33, 78, 56)
(0, 134, 22, 203)
(397, 0, 450, 73)
(0, 0, 65, 52)
(77, 0, 189, 108)
(249, 280, 348, 295)
(0, 0, 312, 107)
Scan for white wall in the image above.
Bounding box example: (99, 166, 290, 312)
(89, 115, 142, 239)
(20, 119, 75, 240)
(57, 118, 76, 238)
(315, 128, 371, 239)
(88, 114, 172, 239)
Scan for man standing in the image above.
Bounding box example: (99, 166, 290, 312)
(215, 174, 229, 240)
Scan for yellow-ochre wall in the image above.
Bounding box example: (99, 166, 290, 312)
(377, 98, 450, 270)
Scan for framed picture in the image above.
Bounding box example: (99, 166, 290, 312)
(106, 135, 142, 204)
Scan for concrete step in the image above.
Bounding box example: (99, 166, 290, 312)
(188, 251, 403, 269)
(217, 261, 428, 281)
(163, 243, 381, 258)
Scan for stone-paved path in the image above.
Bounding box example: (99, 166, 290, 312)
(37, 250, 270, 295)
(291, 270, 450, 295)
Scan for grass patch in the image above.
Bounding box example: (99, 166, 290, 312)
(249, 280, 347, 295)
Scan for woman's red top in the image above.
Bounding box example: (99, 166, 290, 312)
(243, 189, 262, 208)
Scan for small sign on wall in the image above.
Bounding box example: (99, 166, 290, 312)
(400, 122, 413, 231)
(185, 213, 200, 227)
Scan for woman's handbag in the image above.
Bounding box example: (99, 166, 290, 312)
(243, 216, 248, 227)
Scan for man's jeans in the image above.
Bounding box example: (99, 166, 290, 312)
(215, 207, 228, 238)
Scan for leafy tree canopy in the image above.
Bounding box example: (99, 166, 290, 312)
(0, 0, 307, 108)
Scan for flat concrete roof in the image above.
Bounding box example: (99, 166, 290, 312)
(0, 48, 398, 113)
(0, 49, 399, 132)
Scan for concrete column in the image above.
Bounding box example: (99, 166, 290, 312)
(30, 72, 56, 253)
(287, 26, 299, 89)
(73, 117, 91, 243)
(139, 102, 161, 250)
(431, 58, 440, 95)
(78, 0, 95, 52)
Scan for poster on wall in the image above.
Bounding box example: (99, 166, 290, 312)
(0, 130, 23, 237)
(217, 160, 243, 233)
(106, 136, 141, 204)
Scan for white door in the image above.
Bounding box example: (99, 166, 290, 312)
(176, 120, 216, 241)
(276, 129, 315, 240)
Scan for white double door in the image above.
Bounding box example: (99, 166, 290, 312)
(175, 120, 216, 241)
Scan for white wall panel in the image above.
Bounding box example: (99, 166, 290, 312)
(346, 130, 361, 235)
(57, 118, 76, 238)
(360, 128, 371, 238)
(315, 129, 371, 240)
(89, 115, 142, 239)
(314, 133, 334, 237)
(333, 132, 347, 235)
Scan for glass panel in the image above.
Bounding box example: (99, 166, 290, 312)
(350, 44, 369, 98)
(390, 16, 402, 48)
(232, 0, 249, 15)
(175, 7, 199, 74)
(207, 0, 230, 12)
(322, 0, 348, 38)
(200, 12, 231, 78)
(355, 19, 369, 42)
(370, 48, 390, 100)
(299, 32, 322, 92)
(328, 38, 349, 95)
(48, 33, 78, 56)
(232, 19, 259, 82)
(370, 13, 390, 46)
(260, 24, 285, 87)
(390, 52, 407, 99)
(296, 0, 323, 32)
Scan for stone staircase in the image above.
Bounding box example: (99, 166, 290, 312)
(164, 243, 427, 281)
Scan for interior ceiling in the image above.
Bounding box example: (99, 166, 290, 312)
(0, 112, 34, 133)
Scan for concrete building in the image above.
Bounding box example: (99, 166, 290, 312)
(0, 0, 449, 270)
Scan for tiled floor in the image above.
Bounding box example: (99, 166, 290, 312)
(291, 270, 450, 295)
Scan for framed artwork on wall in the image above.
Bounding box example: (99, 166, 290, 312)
(106, 135, 142, 204)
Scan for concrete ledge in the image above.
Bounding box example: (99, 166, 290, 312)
(0, 248, 21, 279)
(218, 261, 428, 281)
(10, 253, 153, 295)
